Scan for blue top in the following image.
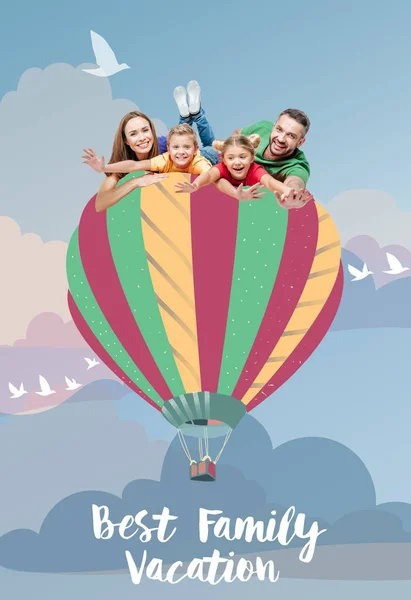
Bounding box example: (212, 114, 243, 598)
(158, 135, 167, 154)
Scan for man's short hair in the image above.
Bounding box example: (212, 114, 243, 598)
(278, 109, 310, 136)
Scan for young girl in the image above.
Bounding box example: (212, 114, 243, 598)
(175, 134, 313, 208)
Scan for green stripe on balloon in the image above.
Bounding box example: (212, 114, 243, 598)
(217, 192, 288, 395)
(67, 228, 164, 406)
(106, 173, 185, 397)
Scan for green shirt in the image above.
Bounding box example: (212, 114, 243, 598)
(241, 120, 310, 184)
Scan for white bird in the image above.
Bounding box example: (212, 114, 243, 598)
(35, 375, 56, 396)
(82, 30, 130, 77)
(84, 357, 100, 370)
(347, 262, 373, 281)
(65, 376, 82, 391)
(8, 382, 27, 399)
(382, 252, 410, 275)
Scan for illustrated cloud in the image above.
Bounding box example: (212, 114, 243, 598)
(322, 510, 411, 545)
(0, 218, 69, 345)
(331, 248, 411, 330)
(0, 393, 168, 534)
(13, 312, 88, 348)
(326, 189, 411, 250)
(0, 63, 167, 242)
(2, 415, 409, 574)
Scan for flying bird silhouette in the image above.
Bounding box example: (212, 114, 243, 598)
(65, 376, 82, 391)
(8, 382, 27, 399)
(347, 262, 373, 281)
(84, 357, 100, 370)
(35, 375, 56, 396)
(382, 252, 410, 275)
(82, 30, 130, 77)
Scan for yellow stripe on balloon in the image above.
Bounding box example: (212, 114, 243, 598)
(140, 176, 201, 392)
(241, 203, 341, 405)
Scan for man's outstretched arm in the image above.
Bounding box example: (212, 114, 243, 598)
(284, 175, 306, 191)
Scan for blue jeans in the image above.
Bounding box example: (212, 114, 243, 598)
(179, 108, 219, 166)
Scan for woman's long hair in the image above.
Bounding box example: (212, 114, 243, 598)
(107, 111, 160, 179)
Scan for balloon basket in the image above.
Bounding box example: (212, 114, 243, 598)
(190, 459, 216, 482)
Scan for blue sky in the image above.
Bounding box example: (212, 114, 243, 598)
(1, 0, 411, 211)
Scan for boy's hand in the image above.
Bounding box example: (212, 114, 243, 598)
(235, 183, 265, 201)
(175, 181, 198, 194)
(274, 188, 314, 210)
(82, 148, 105, 173)
(135, 173, 168, 187)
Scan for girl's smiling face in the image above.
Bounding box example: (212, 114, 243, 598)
(124, 117, 154, 159)
(223, 145, 253, 180)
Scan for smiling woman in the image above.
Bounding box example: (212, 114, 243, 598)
(88, 111, 168, 212)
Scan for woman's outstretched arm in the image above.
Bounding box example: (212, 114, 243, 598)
(82, 149, 151, 174)
(95, 173, 167, 212)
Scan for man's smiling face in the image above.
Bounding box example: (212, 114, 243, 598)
(267, 114, 306, 159)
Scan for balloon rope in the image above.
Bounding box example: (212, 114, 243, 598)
(178, 430, 196, 465)
(214, 429, 233, 464)
(199, 438, 204, 461)
(205, 426, 209, 458)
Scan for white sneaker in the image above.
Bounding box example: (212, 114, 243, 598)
(173, 86, 190, 118)
(187, 80, 201, 115)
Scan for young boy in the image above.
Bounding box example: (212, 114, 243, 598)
(84, 124, 212, 176)
(168, 80, 218, 166)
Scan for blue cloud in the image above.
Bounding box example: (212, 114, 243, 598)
(3, 415, 409, 573)
(376, 502, 411, 533)
(321, 509, 411, 545)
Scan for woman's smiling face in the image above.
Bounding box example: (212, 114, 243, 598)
(124, 116, 154, 159)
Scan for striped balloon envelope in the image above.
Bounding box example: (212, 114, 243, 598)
(67, 172, 343, 479)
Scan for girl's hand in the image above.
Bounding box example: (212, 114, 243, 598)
(134, 173, 168, 187)
(235, 183, 265, 201)
(175, 181, 198, 194)
(274, 188, 314, 210)
(82, 148, 105, 173)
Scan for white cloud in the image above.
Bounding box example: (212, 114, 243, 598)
(0, 63, 168, 242)
(0, 217, 69, 345)
(327, 189, 411, 250)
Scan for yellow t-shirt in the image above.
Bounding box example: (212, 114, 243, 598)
(149, 151, 211, 174)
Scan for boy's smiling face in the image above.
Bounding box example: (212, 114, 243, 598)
(168, 134, 197, 170)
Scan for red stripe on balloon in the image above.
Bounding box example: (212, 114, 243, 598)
(233, 201, 319, 400)
(246, 262, 344, 411)
(67, 292, 161, 411)
(78, 198, 172, 400)
(191, 180, 239, 391)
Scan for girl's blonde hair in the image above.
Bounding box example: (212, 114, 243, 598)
(212, 134, 261, 158)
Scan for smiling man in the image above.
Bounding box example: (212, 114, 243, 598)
(235, 109, 311, 204)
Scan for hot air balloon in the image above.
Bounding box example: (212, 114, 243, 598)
(67, 172, 343, 481)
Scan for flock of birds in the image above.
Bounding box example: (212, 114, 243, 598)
(348, 251, 409, 282)
(7, 357, 100, 399)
